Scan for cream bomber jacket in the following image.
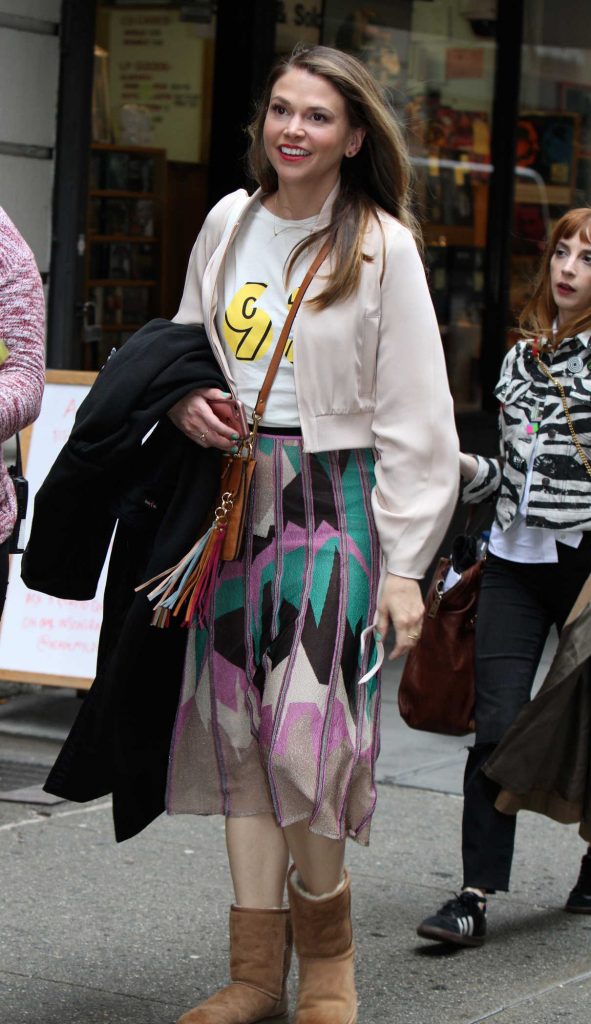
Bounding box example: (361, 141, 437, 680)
(173, 186, 459, 578)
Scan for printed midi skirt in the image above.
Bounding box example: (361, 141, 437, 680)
(166, 433, 382, 844)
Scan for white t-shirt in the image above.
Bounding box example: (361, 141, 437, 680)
(215, 200, 318, 428)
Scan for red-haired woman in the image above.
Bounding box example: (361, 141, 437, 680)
(418, 208, 591, 947)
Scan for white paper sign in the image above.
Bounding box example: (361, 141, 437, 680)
(109, 9, 205, 163)
(0, 381, 108, 683)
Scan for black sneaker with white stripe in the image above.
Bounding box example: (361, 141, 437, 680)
(417, 891, 487, 947)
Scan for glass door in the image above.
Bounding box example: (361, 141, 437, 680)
(509, 0, 591, 348)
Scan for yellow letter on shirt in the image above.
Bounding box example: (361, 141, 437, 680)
(223, 282, 273, 361)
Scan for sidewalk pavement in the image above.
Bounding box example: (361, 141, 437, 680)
(1, 633, 590, 1024)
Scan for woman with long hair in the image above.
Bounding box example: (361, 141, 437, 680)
(418, 208, 591, 949)
(167, 45, 458, 1022)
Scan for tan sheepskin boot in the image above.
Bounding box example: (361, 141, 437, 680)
(177, 905, 292, 1024)
(287, 865, 358, 1024)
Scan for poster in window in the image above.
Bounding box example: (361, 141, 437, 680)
(516, 111, 578, 189)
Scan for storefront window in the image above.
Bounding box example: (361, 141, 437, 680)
(322, 1, 498, 412)
(511, 1, 591, 342)
(81, 2, 216, 368)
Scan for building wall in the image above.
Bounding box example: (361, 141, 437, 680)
(0, 0, 61, 275)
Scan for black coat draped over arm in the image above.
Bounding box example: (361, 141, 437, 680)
(21, 320, 227, 841)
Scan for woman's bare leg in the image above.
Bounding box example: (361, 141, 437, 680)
(283, 820, 345, 895)
(226, 812, 347, 904)
(225, 813, 289, 907)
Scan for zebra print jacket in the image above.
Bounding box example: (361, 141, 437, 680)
(462, 332, 591, 532)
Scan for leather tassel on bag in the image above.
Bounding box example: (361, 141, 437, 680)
(137, 488, 235, 628)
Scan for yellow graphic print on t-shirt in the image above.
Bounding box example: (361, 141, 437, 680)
(223, 282, 273, 360)
(223, 283, 300, 363)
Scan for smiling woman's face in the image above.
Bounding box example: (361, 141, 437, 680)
(550, 228, 591, 326)
(263, 68, 364, 202)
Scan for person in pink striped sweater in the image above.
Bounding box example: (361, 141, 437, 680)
(0, 206, 45, 618)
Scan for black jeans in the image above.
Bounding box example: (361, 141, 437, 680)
(462, 537, 591, 892)
(0, 538, 8, 621)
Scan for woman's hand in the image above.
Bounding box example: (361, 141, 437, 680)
(376, 573, 424, 660)
(460, 452, 479, 481)
(167, 387, 239, 450)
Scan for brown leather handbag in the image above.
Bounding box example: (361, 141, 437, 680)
(217, 446, 258, 561)
(397, 552, 484, 736)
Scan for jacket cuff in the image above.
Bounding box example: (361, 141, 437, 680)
(461, 455, 501, 503)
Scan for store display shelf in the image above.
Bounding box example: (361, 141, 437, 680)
(89, 235, 156, 244)
(100, 323, 144, 332)
(89, 189, 156, 200)
(88, 279, 158, 287)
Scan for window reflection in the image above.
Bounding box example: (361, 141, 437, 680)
(323, 1, 495, 411)
(282, 1, 591, 411)
(511, 1, 591, 345)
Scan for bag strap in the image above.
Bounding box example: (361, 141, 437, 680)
(14, 432, 23, 476)
(251, 240, 330, 429)
(8, 432, 23, 479)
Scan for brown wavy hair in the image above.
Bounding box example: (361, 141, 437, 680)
(519, 207, 591, 345)
(247, 45, 419, 310)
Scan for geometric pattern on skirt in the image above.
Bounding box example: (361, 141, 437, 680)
(166, 434, 382, 844)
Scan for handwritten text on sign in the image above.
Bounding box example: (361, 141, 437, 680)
(0, 382, 108, 682)
(109, 10, 205, 162)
